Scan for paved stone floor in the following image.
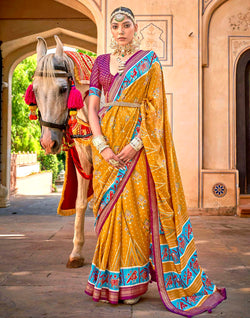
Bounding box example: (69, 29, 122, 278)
(0, 189, 249, 318)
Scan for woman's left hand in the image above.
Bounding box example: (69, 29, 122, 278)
(117, 144, 137, 164)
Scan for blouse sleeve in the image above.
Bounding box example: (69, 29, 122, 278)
(89, 56, 102, 98)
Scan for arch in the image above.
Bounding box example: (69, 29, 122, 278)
(0, 0, 101, 205)
(236, 49, 250, 194)
(3, 27, 97, 60)
(54, 0, 103, 25)
(202, 0, 229, 66)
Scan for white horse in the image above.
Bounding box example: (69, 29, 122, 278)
(33, 35, 93, 268)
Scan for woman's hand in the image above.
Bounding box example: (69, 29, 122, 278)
(101, 147, 126, 169)
(117, 144, 137, 164)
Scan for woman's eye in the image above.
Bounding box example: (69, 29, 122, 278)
(124, 24, 131, 28)
(112, 25, 118, 29)
(59, 86, 67, 94)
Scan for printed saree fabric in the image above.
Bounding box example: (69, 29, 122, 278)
(85, 50, 226, 317)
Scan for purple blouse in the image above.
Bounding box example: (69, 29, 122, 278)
(89, 54, 114, 98)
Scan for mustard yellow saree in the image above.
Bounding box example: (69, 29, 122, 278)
(85, 50, 226, 317)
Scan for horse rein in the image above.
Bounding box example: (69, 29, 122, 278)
(34, 64, 72, 131)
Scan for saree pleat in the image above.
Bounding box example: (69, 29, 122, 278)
(85, 50, 226, 316)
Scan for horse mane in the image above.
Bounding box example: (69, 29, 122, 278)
(35, 53, 74, 83)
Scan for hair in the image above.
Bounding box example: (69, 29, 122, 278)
(110, 7, 135, 24)
(111, 7, 135, 18)
(35, 53, 74, 85)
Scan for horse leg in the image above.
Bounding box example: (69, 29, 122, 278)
(66, 143, 92, 268)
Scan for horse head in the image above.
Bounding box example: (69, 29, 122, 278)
(33, 35, 74, 154)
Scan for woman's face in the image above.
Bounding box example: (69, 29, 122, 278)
(111, 15, 138, 46)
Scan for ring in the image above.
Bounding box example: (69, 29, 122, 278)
(109, 159, 119, 166)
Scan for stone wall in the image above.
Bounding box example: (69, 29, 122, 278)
(1, 0, 249, 212)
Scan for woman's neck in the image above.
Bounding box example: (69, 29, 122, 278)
(112, 42, 137, 57)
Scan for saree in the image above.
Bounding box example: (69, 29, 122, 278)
(85, 50, 226, 317)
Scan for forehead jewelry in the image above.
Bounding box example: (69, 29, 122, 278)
(114, 13, 126, 22)
(110, 8, 136, 24)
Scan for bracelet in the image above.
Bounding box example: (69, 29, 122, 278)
(99, 144, 110, 153)
(130, 136, 143, 152)
(92, 135, 109, 153)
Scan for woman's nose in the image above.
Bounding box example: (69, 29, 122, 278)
(118, 27, 124, 34)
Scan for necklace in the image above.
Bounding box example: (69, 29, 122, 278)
(116, 55, 130, 76)
(112, 43, 136, 57)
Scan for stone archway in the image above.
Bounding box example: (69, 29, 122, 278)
(236, 49, 250, 194)
(202, 0, 229, 66)
(0, 0, 101, 206)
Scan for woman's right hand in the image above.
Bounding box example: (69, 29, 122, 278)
(101, 147, 126, 170)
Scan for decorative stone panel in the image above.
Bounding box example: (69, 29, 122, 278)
(136, 15, 173, 66)
(229, 7, 250, 31)
(201, 170, 238, 208)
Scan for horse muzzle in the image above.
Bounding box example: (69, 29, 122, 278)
(40, 127, 63, 154)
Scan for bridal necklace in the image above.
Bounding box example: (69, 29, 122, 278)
(116, 54, 130, 76)
(114, 44, 137, 76)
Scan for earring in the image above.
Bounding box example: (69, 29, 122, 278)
(132, 32, 141, 50)
(110, 36, 118, 50)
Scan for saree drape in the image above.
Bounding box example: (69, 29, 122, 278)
(85, 50, 226, 317)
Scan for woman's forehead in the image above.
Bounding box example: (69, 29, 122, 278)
(111, 18, 133, 25)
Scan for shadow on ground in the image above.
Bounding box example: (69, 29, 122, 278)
(0, 189, 249, 318)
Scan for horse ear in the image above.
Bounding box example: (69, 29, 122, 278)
(54, 35, 64, 59)
(36, 37, 47, 62)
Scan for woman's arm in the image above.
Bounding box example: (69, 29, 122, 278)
(117, 131, 143, 164)
(88, 94, 102, 137)
(88, 94, 126, 169)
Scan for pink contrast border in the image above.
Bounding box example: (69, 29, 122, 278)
(85, 280, 148, 304)
(145, 157, 226, 318)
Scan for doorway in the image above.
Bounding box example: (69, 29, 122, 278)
(236, 49, 250, 194)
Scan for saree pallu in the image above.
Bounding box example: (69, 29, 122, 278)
(85, 50, 226, 317)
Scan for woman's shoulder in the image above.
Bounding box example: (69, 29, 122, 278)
(95, 53, 110, 62)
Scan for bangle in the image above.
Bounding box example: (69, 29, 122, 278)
(92, 135, 109, 153)
(99, 144, 109, 153)
(130, 136, 143, 151)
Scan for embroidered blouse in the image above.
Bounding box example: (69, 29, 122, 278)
(89, 54, 114, 98)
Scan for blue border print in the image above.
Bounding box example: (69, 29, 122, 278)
(114, 51, 159, 102)
(88, 263, 150, 291)
(89, 87, 101, 97)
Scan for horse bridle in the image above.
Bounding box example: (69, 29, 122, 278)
(34, 64, 72, 131)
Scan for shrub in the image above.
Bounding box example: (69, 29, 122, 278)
(38, 150, 59, 184)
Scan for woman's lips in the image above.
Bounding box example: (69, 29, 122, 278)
(118, 37, 126, 40)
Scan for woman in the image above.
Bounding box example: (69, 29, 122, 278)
(85, 6, 226, 317)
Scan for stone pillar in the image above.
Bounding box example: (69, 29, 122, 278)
(0, 184, 9, 207)
(0, 57, 11, 207)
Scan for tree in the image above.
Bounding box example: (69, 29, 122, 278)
(11, 54, 41, 153)
(76, 49, 97, 57)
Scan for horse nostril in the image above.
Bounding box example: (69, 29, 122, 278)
(52, 140, 58, 151)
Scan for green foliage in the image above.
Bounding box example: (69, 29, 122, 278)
(38, 150, 59, 184)
(76, 49, 97, 57)
(56, 151, 66, 171)
(11, 54, 41, 153)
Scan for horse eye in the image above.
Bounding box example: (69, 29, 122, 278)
(59, 86, 67, 94)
